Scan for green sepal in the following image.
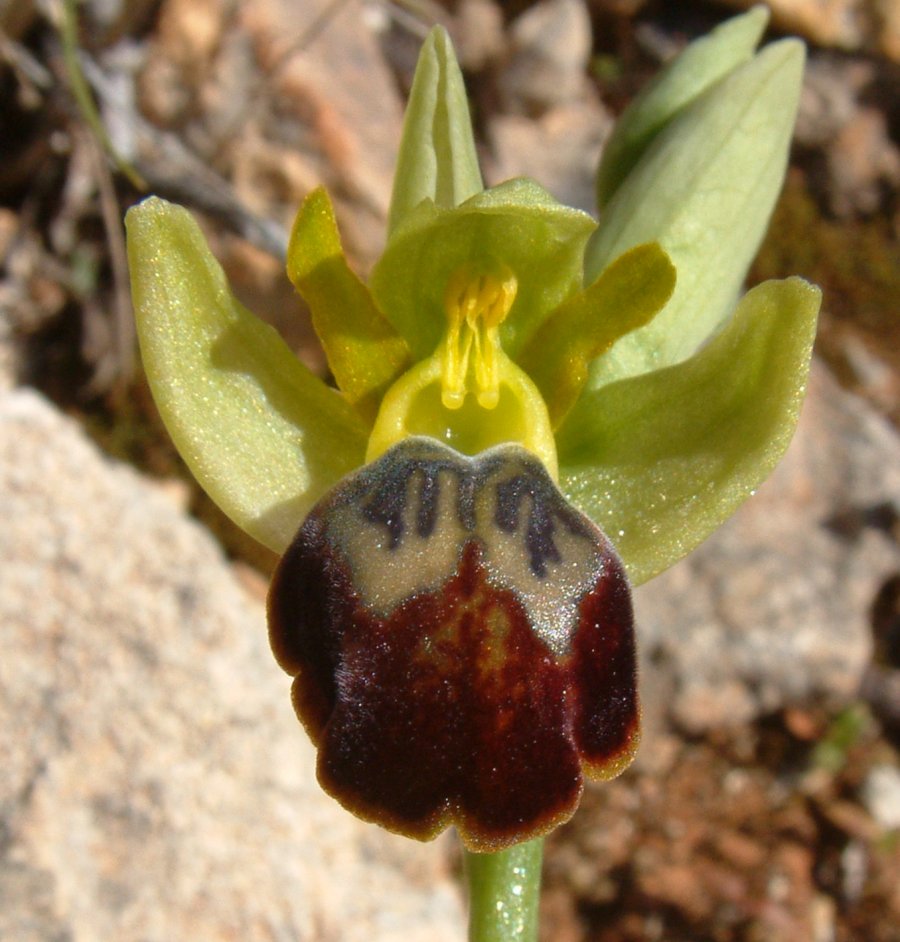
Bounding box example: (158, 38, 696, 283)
(126, 196, 369, 554)
(596, 5, 768, 209)
(287, 186, 410, 418)
(557, 278, 821, 586)
(372, 179, 596, 361)
(585, 39, 805, 388)
(517, 242, 675, 427)
(388, 25, 483, 236)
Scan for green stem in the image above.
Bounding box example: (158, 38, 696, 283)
(60, 0, 146, 190)
(463, 838, 543, 942)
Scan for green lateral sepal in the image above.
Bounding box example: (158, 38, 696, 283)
(126, 196, 369, 554)
(558, 278, 821, 586)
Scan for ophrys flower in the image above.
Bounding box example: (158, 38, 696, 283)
(126, 9, 820, 852)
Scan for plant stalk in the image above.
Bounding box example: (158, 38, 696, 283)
(463, 838, 543, 942)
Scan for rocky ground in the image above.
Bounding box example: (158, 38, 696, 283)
(1, 1, 899, 940)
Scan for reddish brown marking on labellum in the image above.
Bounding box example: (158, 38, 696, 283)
(267, 438, 639, 852)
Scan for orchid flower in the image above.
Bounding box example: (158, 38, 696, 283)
(126, 7, 820, 939)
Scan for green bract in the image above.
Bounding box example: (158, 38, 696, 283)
(126, 12, 820, 588)
(595, 4, 769, 208)
(585, 7, 806, 387)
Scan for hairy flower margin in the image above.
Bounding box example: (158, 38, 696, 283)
(126, 7, 820, 852)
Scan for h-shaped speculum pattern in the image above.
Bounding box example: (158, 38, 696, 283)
(268, 438, 639, 852)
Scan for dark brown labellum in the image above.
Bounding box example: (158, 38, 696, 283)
(267, 437, 639, 852)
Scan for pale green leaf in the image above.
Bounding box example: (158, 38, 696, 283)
(596, 5, 768, 208)
(585, 39, 805, 388)
(557, 278, 821, 586)
(126, 196, 368, 554)
(287, 186, 410, 417)
(388, 25, 483, 236)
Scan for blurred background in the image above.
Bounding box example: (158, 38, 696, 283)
(1, 1, 899, 940)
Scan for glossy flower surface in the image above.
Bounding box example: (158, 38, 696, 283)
(126, 8, 821, 851)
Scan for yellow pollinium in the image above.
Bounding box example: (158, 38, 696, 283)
(441, 263, 517, 411)
(366, 262, 558, 480)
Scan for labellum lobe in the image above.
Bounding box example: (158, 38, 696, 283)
(268, 438, 639, 851)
